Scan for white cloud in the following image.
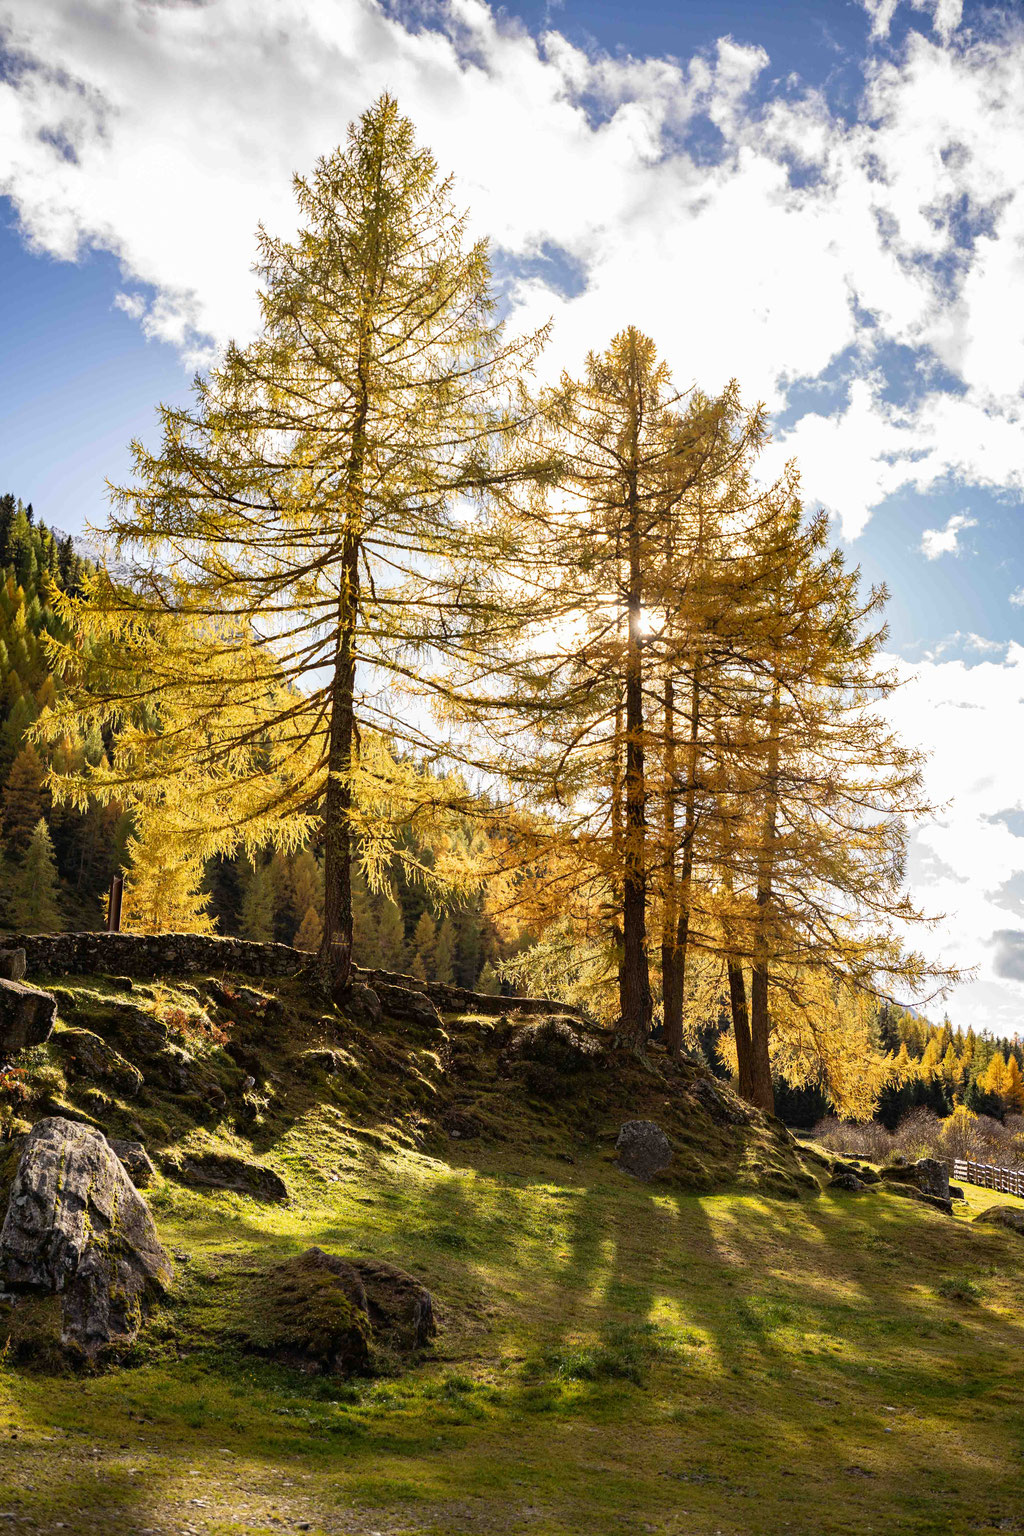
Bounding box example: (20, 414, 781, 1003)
(860, 0, 963, 43)
(1, 2, 1023, 531)
(887, 645, 1024, 1034)
(1010, 588, 1024, 609)
(920, 509, 976, 559)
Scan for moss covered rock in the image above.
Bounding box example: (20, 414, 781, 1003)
(243, 1248, 372, 1375)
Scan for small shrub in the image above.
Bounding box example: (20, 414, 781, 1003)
(935, 1276, 982, 1304)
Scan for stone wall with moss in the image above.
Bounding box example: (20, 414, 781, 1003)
(4, 932, 572, 1018)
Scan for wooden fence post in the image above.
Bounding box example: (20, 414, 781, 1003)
(106, 875, 124, 934)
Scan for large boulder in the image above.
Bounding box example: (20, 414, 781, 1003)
(343, 982, 383, 1027)
(0, 1117, 172, 1358)
(167, 1149, 288, 1202)
(0, 979, 57, 1058)
(615, 1119, 673, 1181)
(972, 1205, 1024, 1236)
(373, 982, 443, 1031)
(914, 1158, 950, 1201)
(241, 1248, 435, 1376)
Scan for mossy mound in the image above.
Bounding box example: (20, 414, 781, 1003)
(240, 1248, 372, 1375)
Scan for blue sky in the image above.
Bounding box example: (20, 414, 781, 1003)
(2, 0, 1024, 1032)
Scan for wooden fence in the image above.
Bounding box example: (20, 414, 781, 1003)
(952, 1159, 1024, 1199)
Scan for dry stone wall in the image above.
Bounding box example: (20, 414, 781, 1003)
(6, 933, 579, 1019)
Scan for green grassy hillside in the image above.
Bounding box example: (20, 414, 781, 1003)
(3, 973, 1024, 1535)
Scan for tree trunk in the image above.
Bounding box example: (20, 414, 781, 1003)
(319, 531, 360, 991)
(748, 961, 774, 1113)
(666, 662, 701, 1055)
(617, 457, 651, 1048)
(727, 959, 754, 1100)
(318, 321, 370, 992)
(661, 676, 681, 1051)
(747, 676, 781, 1114)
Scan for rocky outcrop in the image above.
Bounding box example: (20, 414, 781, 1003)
(352, 1257, 436, 1351)
(829, 1165, 868, 1192)
(615, 1120, 673, 1181)
(691, 1077, 753, 1126)
(109, 1138, 157, 1188)
(972, 1205, 1024, 1235)
(166, 1149, 288, 1202)
(0, 1117, 172, 1358)
(241, 1247, 435, 1376)
(0, 978, 57, 1058)
(371, 982, 443, 1031)
(54, 1028, 143, 1095)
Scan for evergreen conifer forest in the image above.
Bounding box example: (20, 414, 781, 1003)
(3, 84, 1024, 1536)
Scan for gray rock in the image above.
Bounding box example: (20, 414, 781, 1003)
(377, 984, 443, 1030)
(167, 1150, 288, 1202)
(949, 1184, 966, 1201)
(880, 1157, 950, 1203)
(344, 982, 382, 1027)
(829, 1169, 868, 1192)
(972, 1204, 1024, 1235)
(0, 949, 27, 983)
(0, 1117, 172, 1357)
(615, 1119, 673, 1181)
(0, 978, 57, 1057)
(108, 1138, 157, 1188)
(914, 1157, 950, 1201)
(55, 1028, 143, 1095)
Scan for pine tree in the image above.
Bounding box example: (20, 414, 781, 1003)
(40, 95, 546, 994)
(434, 916, 456, 985)
(978, 1052, 1010, 1105)
(240, 860, 277, 943)
(121, 809, 215, 935)
(2, 743, 47, 856)
(409, 911, 437, 982)
(376, 895, 406, 972)
(295, 904, 324, 952)
(7, 818, 61, 932)
(1004, 1054, 1024, 1113)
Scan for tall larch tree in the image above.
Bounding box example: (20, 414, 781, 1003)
(39, 96, 546, 991)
